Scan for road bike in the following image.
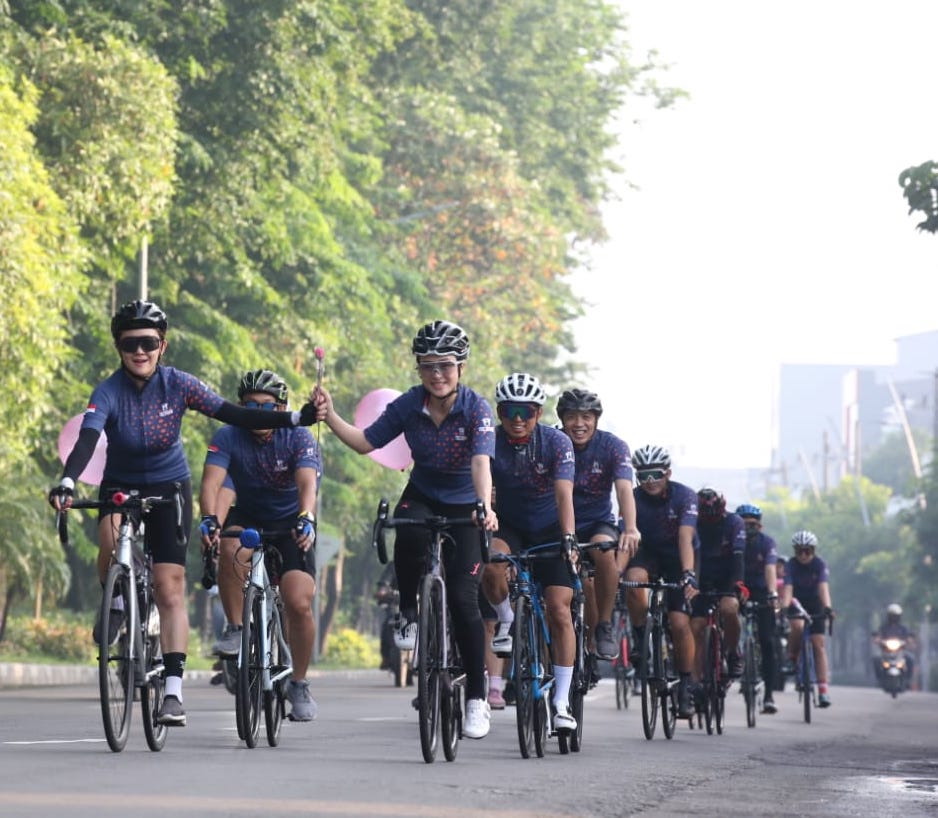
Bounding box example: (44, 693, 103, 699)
(222, 527, 295, 748)
(789, 598, 831, 724)
(57, 485, 184, 752)
(372, 498, 488, 763)
(610, 578, 637, 711)
(620, 577, 684, 740)
(697, 590, 735, 736)
(739, 598, 768, 727)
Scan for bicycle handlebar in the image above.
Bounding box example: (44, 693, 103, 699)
(219, 527, 294, 550)
(371, 498, 489, 566)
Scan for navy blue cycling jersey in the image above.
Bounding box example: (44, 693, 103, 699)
(571, 429, 633, 525)
(744, 531, 779, 590)
(697, 512, 745, 583)
(204, 425, 322, 521)
(363, 384, 495, 504)
(80, 365, 224, 485)
(633, 480, 698, 562)
(785, 554, 830, 608)
(491, 424, 575, 532)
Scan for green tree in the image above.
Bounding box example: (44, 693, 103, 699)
(899, 160, 938, 234)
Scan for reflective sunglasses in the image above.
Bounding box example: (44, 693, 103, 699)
(497, 403, 538, 422)
(636, 469, 667, 483)
(242, 400, 278, 411)
(117, 336, 162, 354)
(417, 361, 458, 376)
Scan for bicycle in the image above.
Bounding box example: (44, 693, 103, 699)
(620, 577, 684, 741)
(789, 598, 831, 724)
(56, 485, 184, 753)
(221, 526, 295, 748)
(739, 598, 768, 728)
(697, 590, 735, 736)
(610, 578, 637, 711)
(488, 540, 571, 759)
(372, 498, 488, 764)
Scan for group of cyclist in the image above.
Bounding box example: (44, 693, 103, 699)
(51, 305, 835, 741)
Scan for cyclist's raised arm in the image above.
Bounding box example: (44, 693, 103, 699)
(213, 398, 317, 430)
(311, 386, 374, 453)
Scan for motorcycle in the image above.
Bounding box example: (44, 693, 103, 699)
(876, 636, 908, 698)
(376, 583, 413, 688)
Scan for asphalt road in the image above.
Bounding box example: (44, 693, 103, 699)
(0, 669, 935, 817)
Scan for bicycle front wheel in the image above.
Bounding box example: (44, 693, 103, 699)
(99, 564, 134, 753)
(640, 615, 658, 740)
(237, 585, 263, 748)
(264, 598, 286, 747)
(512, 596, 535, 759)
(417, 574, 443, 763)
(743, 633, 757, 728)
(531, 610, 551, 759)
(802, 651, 813, 724)
(660, 623, 677, 740)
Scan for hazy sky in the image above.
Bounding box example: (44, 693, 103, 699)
(571, 0, 938, 470)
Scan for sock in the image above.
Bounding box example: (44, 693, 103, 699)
(632, 624, 644, 649)
(111, 595, 124, 611)
(494, 597, 514, 624)
(489, 675, 503, 694)
(164, 675, 183, 702)
(818, 682, 828, 694)
(553, 665, 573, 708)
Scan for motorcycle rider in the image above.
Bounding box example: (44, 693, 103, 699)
(872, 603, 916, 690)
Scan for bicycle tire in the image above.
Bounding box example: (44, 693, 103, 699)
(513, 596, 535, 759)
(99, 565, 134, 753)
(440, 615, 461, 762)
(238, 585, 263, 748)
(702, 626, 714, 735)
(640, 613, 658, 740)
(417, 574, 443, 763)
(743, 632, 757, 728)
(140, 609, 168, 752)
(264, 597, 286, 747)
(802, 644, 813, 724)
(532, 611, 551, 759)
(559, 601, 586, 754)
(660, 622, 677, 740)
(712, 625, 726, 735)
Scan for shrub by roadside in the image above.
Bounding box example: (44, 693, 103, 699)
(0, 614, 95, 664)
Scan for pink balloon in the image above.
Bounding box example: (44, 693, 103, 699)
(354, 389, 413, 471)
(58, 414, 107, 486)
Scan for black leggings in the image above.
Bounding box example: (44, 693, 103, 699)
(393, 488, 486, 700)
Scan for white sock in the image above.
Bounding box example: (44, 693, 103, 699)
(164, 676, 183, 702)
(489, 675, 503, 693)
(494, 597, 514, 624)
(553, 665, 573, 709)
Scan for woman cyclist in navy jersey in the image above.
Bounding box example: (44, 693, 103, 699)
(49, 300, 318, 727)
(312, 320, 497, 740)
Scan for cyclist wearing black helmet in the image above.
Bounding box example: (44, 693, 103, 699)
(736, 503, 780, 713)
(199, 369, 322, 721)
(624, 445, 699, 718)
(50, 300, 319, 727)
(556, 388, 639, 663)
(313, 319, 497, 740)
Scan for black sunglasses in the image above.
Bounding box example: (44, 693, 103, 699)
(498, 403, 538, 422)
(117, 336, 162, 353)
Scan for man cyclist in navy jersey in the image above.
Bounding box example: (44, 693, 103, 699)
(780, 530, 834, 708)
(199, 369, 322, 721)
(482, 372, 580, 732)
(313, 320, 497, 739)
(690, 489, 747, 688)
(736, 503, 780, 713)
(623, 445, 699, 718)
(556, 388, 640, 663)
(50, 300, 319, 727)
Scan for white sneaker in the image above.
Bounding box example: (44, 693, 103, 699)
(393, 614, 417, 651)
(554, 703, 577, 732)
(463, 698, 491, 739)
(491, 621, 512, 657)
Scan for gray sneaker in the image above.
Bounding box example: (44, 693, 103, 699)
(594, 621, 619, 661)
(156, 695, 186, 726)
(212, 624, 242, 656)
(287, 680, 318, 722)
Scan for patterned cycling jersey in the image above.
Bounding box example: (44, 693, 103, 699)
(785, 555, 830, 608)
(80, 366, 224, 485)
(204, 425, 322, 521)
(697, 512, 745, 583)
(364, 384, 495, 504)
(570, 429, 633, 525)
(633, 480, 698, 562)
(744, 531, 779, 590)
(492, 424, 575, 532)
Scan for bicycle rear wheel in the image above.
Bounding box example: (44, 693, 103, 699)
(513, 596, 535, 759)
(417, 574, 443, 763)
(802, 649, 813, 724)
(640, 615, 658, 740)
(440, 633, 462, 763)
(743, 633, 757, 728)
(660, 624, 677, 740)
(532, 613, 551, 759)
(140, 623, 168, 752)
(99, 565, 134, 753)
(264, 599, 286, 747)
(559, 605, 586, 754)
(237, 585, 263, 748)
(713, 629, 726, 735)
(703, 626, 716, 735)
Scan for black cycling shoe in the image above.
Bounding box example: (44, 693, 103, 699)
(677, 679, 694, 718)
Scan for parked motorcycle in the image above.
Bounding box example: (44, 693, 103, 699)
(875, 636, 908, 698)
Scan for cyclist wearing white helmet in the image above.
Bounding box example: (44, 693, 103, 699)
(624, 444, 699, 718)
(556, 388, 640, 664)
(313, 319, 497, 739)
(483, 372, 581, 732)
(780, 530, 834, 707)
(49, 301, 320, 727)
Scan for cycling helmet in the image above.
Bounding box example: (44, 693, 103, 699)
(735, 503, 762, 519)
(494, 372, 546, 406)
(411, 320, 470, 361)
(632, 445, 671, 470)
(886, 603, 903, 617)
(238, 369, 289, 404)
(791, 530, 818, 549)
(556, 389, 603, 419)
(111, 299, 168, 339)
(697, 487, 726, 521)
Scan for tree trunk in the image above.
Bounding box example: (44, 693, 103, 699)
(318, 545, 344, 657)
